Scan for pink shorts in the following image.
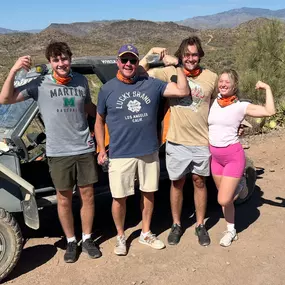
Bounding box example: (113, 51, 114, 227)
(210, 143, 245, 178)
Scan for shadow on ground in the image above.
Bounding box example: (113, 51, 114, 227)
(4, 245, 57, 282)
(8, 167, 284, 281)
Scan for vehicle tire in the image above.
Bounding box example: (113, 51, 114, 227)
(0, 209, 23, 281)
(235, 157, 257, 205)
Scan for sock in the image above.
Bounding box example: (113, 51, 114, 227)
(141, 231, 151, 238)
(67, 236, 76, 243)
(82, 233, 92, 242)
(227, 223, 235, 233)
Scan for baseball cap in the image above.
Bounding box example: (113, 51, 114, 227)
(118, 44, 139, 58)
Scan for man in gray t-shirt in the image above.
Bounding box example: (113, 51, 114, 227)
(0, 42, 101, 263)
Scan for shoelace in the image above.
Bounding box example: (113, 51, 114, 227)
(67, 242, 77, 251)
(85, 239, 97, 248)
(197, 225, 209, 236)
(144, 233, 157, 243)
(222, 231, 236, 239)
(116, 236, 126, 246)
(172, 225, 182, 234)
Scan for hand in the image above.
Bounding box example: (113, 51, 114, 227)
(150, 47, 167, 59)
(162, 55, 179, 67)
(238, 125, 244, 136)
(255, 81, 270, 91)
(97, 150, 107, 165)
(11, 55, 32, 74)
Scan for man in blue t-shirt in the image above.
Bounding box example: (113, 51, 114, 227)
(95, 44, 190, 256)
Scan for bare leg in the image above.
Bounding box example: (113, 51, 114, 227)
(140, 191, 154, 233)
(192, 174, 207, 225)
(57, 189, 74, 238)
(112, 197, 127, 236)
(78, 184, 94, 235)
(216, 176, 240, 224)
(170, 176, 186, 225)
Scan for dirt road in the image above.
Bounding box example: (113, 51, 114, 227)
(3, 130, 285, 285)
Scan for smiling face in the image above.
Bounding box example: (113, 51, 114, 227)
(218, 73, 236, 97)
(181, 44, 200, 71)
(49, 54, 71, 78)
(117, 53, 139, 78)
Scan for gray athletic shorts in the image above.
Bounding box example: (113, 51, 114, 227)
(165, 141, 211, 180)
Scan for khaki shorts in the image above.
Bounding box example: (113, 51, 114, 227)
(48, 152, 98, 191)
(109, 152, 159, 198)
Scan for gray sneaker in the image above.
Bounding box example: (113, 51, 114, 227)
(195, 224, 211, 246)
(114, 235, 127, 256)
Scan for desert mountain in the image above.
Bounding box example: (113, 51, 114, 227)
(177, 7, 285, 29)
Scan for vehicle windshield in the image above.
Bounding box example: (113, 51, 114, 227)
(0, 99, 34, 128)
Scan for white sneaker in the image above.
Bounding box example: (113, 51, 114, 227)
(139, 232, 165, 249)
(220, 230, 238, 247)
(114, 235, 127, 256)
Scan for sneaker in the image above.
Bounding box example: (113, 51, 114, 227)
(82, 238, 102, 259)
(114, 235, 127, 256)
(220, 230, 238, 247)
(64, 241, 79, 263)
(139, 232, 165, 249)
(167, 224, 183, 245)
(195, 224, 210, 246)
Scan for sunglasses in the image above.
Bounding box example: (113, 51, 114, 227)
(120, 57, 138, 65)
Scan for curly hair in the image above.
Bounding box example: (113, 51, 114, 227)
(45, 41, 73, 61)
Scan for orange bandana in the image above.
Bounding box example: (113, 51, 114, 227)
(52, 71, 73, 85)
(217, 95, 238, 107)
(116, 70, 137, 84)
(183, 67, 202, 77)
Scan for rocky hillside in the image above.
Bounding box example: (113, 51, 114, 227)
(0, 18, 284, 85)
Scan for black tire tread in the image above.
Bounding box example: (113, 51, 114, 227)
(235, 157, 257, 205)
(0, 209, 23, 281)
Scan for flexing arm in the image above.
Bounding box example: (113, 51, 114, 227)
(163, 67, 190, 98)
(0, 56, 31, 104)
(246, 81, 276, 117)
(95, 113, 107, 164)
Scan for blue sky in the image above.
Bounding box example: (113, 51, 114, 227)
(1, 0, 284, 30)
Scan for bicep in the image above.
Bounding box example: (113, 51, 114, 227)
(245, 103, 270, 117)
(163, 82, 186, 98)
(163, 82, 183, 98)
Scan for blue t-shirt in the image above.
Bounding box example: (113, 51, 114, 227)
(97, 76, 167, 158)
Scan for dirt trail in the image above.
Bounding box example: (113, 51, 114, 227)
(3, 130, 285, 285)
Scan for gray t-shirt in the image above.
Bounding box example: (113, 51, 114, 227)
(18, 73, 95, 157)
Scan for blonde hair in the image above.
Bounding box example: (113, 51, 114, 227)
(219, 68, 239, 95)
